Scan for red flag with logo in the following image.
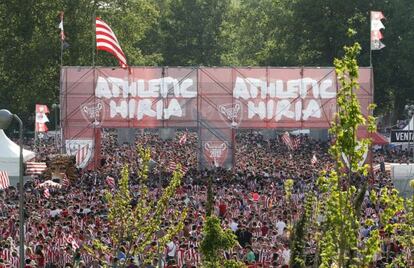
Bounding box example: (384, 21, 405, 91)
(371, 11, 386, 50)
(35, 104, 50, 132)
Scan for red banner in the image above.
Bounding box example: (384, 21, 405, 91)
(61, 67, 373, 169)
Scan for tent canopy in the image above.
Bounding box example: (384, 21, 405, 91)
(0, 130, 35, 177)
(357, 129, 389, 145)
(403, 117, 413, 130)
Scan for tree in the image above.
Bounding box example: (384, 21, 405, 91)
(290, 193, 316, 267)
(288, 30, 413, 267)
(201, 173, 244, 268)
(84, 146, 187, 267)
(94, 0, 161, 66)
(160, 0, 231, 66)
(200, 216, 245, 268)
(314, 33, 379, 268)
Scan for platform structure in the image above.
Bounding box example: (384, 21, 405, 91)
(60, 66, 373, 170)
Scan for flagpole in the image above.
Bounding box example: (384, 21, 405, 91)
(369, 11, 374, 175)
(92, 7, 97, 171)
(60, 40, 64, 68)
(92, 10, 96, 66)
(58, 11, 65, 155)
(369, 11, 373, 67)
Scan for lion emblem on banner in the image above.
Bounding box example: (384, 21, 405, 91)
(218, 101, 242, 128)
(80, 101, 104, 126)
(204, 141, 228, 167)
(65, 139, 94, 169)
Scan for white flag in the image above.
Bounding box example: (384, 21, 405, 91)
(311, 154, 318, 165)
(36, 112, 49, 124)
(371, 20, 385, 31)
(371, 40, 386, 50)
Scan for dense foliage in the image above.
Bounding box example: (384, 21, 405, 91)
(288, 33, 414, 267)
(84, 146, 187, 266)
(1, 0, 413, 127)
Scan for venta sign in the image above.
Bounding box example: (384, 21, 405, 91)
(390, 130, 414, 143)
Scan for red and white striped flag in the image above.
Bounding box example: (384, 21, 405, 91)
(311, 154, 318, 165)
(65, 235, 80, 250)
(264, 196, 272, 209)
(292, 136, 301, 150)
(179, 132, 187, 145)
(281, 132, 294, 150)
(44, 188, 50, 198)
(76, 143, 89, 167)
(0, 171, 10, 190)
(61, 173, 70, 187)
(169, 162, 188, 174)
(96, 18, 128, 68)
(26, 162, 47, 175)
(105, 176, 115, 188)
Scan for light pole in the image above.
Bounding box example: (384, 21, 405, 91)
(52, 103, 60, 151)
(0, 109, 24, 268)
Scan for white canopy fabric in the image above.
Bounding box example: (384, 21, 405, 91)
(0, 130, 35, 176)
(403, 117, 413, 130)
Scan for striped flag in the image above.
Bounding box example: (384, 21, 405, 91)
(61, 173, 70, 187)
(179, 132, 187, 145)
(65, 235, 80, 250)
(26, 162, 47, 175)
(384, 163, 391, 172)
(169, 162, 188, 174)
(292, 136, 301, 150)
(105, 176, 115, 188)
(0, 171, 10, 190)
(76, 143, 89, 167)
(281, 132, 294, 150)
(264, 196, 272, 209)
(44, 188, 50, 198)
(96, 17, 128, 68)
(311, 154, 318, 165)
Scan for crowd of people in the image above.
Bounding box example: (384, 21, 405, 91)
(0, 129, 412, 267)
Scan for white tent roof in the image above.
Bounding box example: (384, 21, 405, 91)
(0, 130, 35, 177)
(403, 117, 413, 130)
(0, 130, 35, 161)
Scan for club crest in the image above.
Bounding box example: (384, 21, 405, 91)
(80, 101, 104, 126)
(65, 139, 94, 169)
(218, 101, 242, 128)
(204, 141, 228, 167)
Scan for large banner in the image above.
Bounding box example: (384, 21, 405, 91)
(61, 67, 373, 169)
